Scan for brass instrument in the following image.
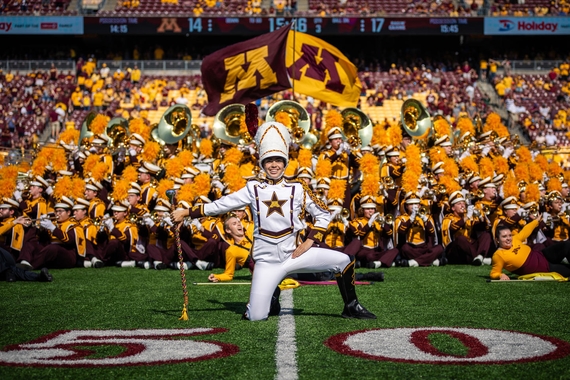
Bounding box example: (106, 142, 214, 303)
(518, 180, 528, 193)
(316, 188, 326, 198)
(418, 206, 428, 217)
(78, 112, 98, 148)
(423, 189, 436, 199)
(340, 108, 373, 148)
(266, 101, 317, 149)
(152, 104, 192, 145)
(335, 208, 350, 221)
(400, 99, 432, 140)
(376, 213, 394, 225)
(213, 103, 246, 146)
(25, 215, 57, 229)
(466, 190, 484, 201)
(436, 184, 447, 195)
(93, 215, 112, 232)
(381, 176, 396, 190)
(106, 117, 129, 155)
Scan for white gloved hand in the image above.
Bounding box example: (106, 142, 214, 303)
(481, 146, 491, 156)
(421, 213, 429, 223)
(162, 216, 173, 227)
(104, 217, 114, 231)
(418, 186, 429, 198)
(412, 204, 420, 212)
(502, 147, 514, 159)
(248, 146, 256, 156)
(336, 145, 344, 155)
(129, 148, 137, 156)
(467, 205, 474, 219)
(421, 156, 429, 165)
(144, 216, 155, 227)
(191, 218, 204, 232)
(40, 218, 56, 232)
(401, 157, 407, 164)
(368, 212, 379, 227)
(410, 211, 417, 221)
(45, 186, 54, 196)
(13, 190, 22, 201)
(516, 207, 525, 217)
(212, 179, 224, 191)
(16, 181, 26, 191)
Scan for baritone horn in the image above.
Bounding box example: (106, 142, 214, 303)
(340, 108, 373, 148)
(400, 99, 432, 140)
(106, 117, 129, 154)
(213, 103, 247, 146)
(266, 100, 317, 149)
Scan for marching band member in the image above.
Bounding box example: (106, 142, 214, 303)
(173, 120, 376, 321)
(137, 161, 160, 209)
(542, 191, 570, 246)
(442, 191, 491, 265)
(208, 215, 252, 282)
(0, 198, 26, 260)
(17, 197, 86, 270)
(143, 199, 174, 270)
(103, 200, 147, 267)
(474, 177, 500, 226)
(72, 197, 104, 268)
(84, 181, 106, 219)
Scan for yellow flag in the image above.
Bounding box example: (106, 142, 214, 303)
(286, 31, 361, 107)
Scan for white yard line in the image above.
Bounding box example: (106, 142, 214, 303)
(274, 289, 298, 380)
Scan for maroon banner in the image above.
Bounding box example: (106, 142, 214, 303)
(201, 24, 292, 116)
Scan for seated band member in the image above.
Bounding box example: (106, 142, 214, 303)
(491, 218, 570, 280)
(394, 192, 444, 267)
(173, 120, 375, 321)
(72, 197, 104, 268)
(208, 215, 252, 282)
(0, 198, 26, 260)
(17, 196, 86, 270)
(442, 191, 492, 265)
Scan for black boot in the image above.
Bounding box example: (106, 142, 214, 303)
(336, 259, 376, 319)
(268, 287, 281, 316)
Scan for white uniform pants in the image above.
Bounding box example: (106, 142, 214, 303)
(245, 236, 350, 321)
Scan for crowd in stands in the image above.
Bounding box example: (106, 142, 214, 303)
(0, 0, 75, 15)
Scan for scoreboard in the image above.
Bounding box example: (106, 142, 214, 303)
(83, 16, 484, 35)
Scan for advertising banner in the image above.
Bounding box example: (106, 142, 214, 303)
(0, 16, 83, 34)
(484, 17, 570, 35)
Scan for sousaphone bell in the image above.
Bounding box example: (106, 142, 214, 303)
(401, 99, 432, 140)
(213, 103, 246, 146)
(152, 104, 192, 145)
(340, 107, 373, 148)
(266, 100, 317, 148)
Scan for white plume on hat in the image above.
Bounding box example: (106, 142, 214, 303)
(255, 121, 291, 169)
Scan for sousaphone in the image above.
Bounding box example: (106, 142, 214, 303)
(212, 103, 246, 146)
(400, 99, 432, 140)
(266, 100, 317, 148)
(152, 104, 192, 145)
(340, 108, 373, 148)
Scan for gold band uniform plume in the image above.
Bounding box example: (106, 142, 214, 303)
(54, 176, 74, 201)
(121, 165, 139, 183)
(503, 174, 520, 199)
(57, 128, 80, 146)
(525, 182, 540, 203)
(328, 178, 347, 201)
(439, 175, 461, 195)
(321, 109, 342, 146)
(129, 118, 150, 141)
(528, 162, 543, 183)
(429, 146, 447, 166)
(516, 146, 532, 164)
(71, 177, 86, 200)
(514, 163, 530, 183)
(156, 179, 175, 200)
(193, 172, 211, 199)
(371, 122, 387, 148)
(239, 161, 256, 179)
(82, 154, 100, 177)
(111, 179, 130, 202)
(141, 141, 161, 163)
(387, 124, 403, 148)
(298, 148, 312, 168)
(479, 157, 494, 180)
(31, 154, 49, 177)
(165, 156, 184, 178)
(534, 154, 549, 171)
(456, 115, 475, 138)
(483, 113, 509, 137)
(547, 161, 563, 179)
(222, 147, 244, 166)
(178, 150, 194, 168)
(89, 114, 108, 136)
(275, 110, 292, 128)
(315, 156, 332, 179)
(492, 155, 510, 176)
(401, 144, 421, 193)
(0, 166, 19, 199)
(91, 162, 109, 182)
(359, 152, 380, 176)
(224, 164, 246, 193)
(433, 117, 451, 139)
(177, 183, 195, 204)
(547, 177, 562, 193)
(442, 157, 459, 181)
(199, 138, 213, 159)
(460, 155, 479, 177)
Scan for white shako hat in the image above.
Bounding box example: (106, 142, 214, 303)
(255, 121, 291, 169)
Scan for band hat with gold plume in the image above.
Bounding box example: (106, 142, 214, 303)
(468, 175, 481, 185)
(327, 126, 343, 140)
(77, 151, 88, 160)
(434, 135, 452, 147)
(181, 166, 201, 179)
(316, 177, 331, 189)
(448, 190, 466, 205)
(72, 197, 91, 210)
(296, 167, 314, 179)
(177, 200, 191, 209)
(58, 170, 73, 177)
(195, 195, 212, 204)
(478, 131, 493, 142)
(111, 201, 128, 212)
(404, 191, 421, 204)
(385, 145, 400, 157)
(254, 121, 291, 169)
(432, 162, 445, 175)
(130, 133, 146, 146)
(139, 161, 162, 175)
(0, 198, 20, 209)
(500, 196, 519, 210)
(360, 195, 378, 208)
(522, 201, 538, 210)
(30, 175, 49, 189)
(154, 198, 172, 212)
(85, 183, 99, 192)
(129, 182, 142, 193)
(54, 196, 74, 209)
(479, 177, 496, 188)
(91, 135, 107, 145)
(173, 177, 185, 185)
(327, 197, 344, 212)
(493, 173, 505, 185)
(547, 190, 563, 203)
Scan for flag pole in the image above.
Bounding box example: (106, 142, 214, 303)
(291, 18, 296, 98)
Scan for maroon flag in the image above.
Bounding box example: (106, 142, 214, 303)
(201, 24, 292, 116)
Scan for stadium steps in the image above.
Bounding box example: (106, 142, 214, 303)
(101, 0, 118, 12)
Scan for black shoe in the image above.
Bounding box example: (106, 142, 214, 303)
(136, 261, 146, 269)
(341, 300, 376, 319)
(362, 272, 384, 282)
(440, 257, 448, 266)
(366, 262, 377, 269)
(5, 270, 16, 282)
(93, 259, 104, 268)
(115, 261, 123, 267)
(472, 255, 483, 266)
(16, 262, 33, 270)
(155, 262, 167, 270)
(39, 268, 53, 282)
(398, 259, 409, 267)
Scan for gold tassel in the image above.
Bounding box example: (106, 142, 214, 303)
(179, 305, 189, 321)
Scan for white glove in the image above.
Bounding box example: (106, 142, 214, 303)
(421, 156, 429, 165)
(45, 186, 54, 196)
(104, 217, 114, 231)
(481, 146, 491, 156)
(248, 146, 256, 155)
(420, 213, 429, 223)
(467, 205, 474, 219)
(212, 179, 224, 191)
(40, 218, 56, 232)
(129, 148, 137, 156)
(418, 186, 429, 198)
(502, 147, 514, 159)
(16, 181, 26, 191)
(336, 145, 344, 155)
(13, 190, 22, 201)
(401, 157, 407, 164)
(368, 212, 379, 227)
(516, 207, 525, 217)
(144, 216, 155, 227)
(191, 218, 204, 232)
(162, 216, 173, 227)
(412, 204, 420, 212)
(410, 210, 417, 221)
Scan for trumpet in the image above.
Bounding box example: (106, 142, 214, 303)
(381, 176, 396, 190)
(466, 190, 484, 201)
(335, 208, 350, 221)
(24, 215, 57, 228)
(93, 215, 112, 232)
(376, 213, 394, 225)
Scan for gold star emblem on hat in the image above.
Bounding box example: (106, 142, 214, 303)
(262, 191, 287, 218)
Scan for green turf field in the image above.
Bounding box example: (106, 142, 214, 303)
(1, 265, 569, 380)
